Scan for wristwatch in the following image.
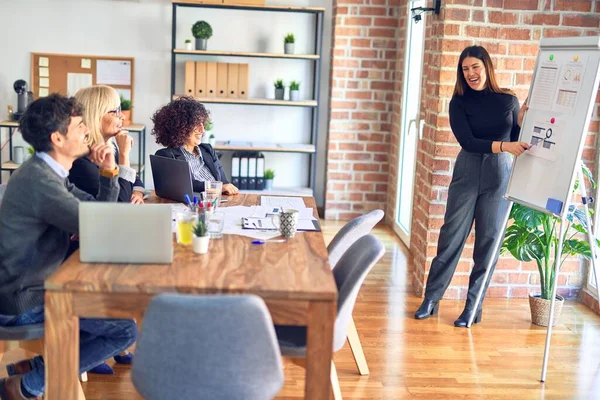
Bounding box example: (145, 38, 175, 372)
(99, 166, 119, 178)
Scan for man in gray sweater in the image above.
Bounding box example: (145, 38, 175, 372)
(0, 94, 137, 400)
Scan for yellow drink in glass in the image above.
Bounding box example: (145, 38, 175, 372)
(176, 212, 196, 245)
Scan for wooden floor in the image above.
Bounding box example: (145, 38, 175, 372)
(2, 221, 600, 399)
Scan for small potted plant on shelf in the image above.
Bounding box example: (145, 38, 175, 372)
(289, 81, 300, 101)
(120, 96, 132, 127)
(284, 33, 295, 54)
(192, 21, 213, 51)
(264, 169, 275, 190)
(192, 216, 210, 254)
(274, 79, 285, 100)
(204, 118, 215, 146)
(184, 39, 193, 51)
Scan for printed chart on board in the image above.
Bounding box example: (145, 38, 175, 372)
(526, 53, 588, 162)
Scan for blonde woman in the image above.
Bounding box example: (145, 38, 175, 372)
(69, 85, 144, 204)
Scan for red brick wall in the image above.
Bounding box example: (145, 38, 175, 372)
(407, 0, 600, 301)
(324, 0, 402, 220)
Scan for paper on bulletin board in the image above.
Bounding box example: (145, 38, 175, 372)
(38, 88, 49, 97)
(39, 57, 49, 67)
(39, 78, 49, 88)
(81, 58, 91, 69)
(39, 67, 49, 78)
(96, 60, 131, 85)
(67, 73, 92, 96)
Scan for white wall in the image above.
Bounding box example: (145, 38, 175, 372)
(0, 0, 331, 206)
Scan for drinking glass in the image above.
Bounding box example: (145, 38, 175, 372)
(176, 211, 196, 245)
(207, 212, 225, 239)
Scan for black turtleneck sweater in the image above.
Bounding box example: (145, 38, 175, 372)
(449, 88, 521, 154)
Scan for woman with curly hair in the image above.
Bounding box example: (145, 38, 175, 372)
(152, 97, 239, 195)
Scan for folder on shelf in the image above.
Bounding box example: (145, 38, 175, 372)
(217, 63, 228, 98)
(248, 151, 257, 190)
(256, 153, 265, 190)
(240, 153, 249, 190)
(206, 62, 217, 98)
(227, 63, 239, 99)
(238, 63, 249, 99)
(184, 61, 195, 96)
(195, 61, 207, 97)
(231, 152, 240, 188)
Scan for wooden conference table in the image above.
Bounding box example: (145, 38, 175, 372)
(44, 193, 337, 399)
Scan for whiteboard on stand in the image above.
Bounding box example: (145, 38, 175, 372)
(505, 36, 600, 217)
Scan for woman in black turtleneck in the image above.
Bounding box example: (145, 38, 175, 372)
(414, 45, 529, 327)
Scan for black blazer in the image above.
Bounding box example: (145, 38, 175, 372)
(155, 145, 229, 193)
(68, 148, 144, 203)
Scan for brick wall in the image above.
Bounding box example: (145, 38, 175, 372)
(407, 0, 600, 301)
(324, 0, 402, 220)
(327, 0, 600, 305)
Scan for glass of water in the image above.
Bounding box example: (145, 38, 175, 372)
(207, 212, 225, 239)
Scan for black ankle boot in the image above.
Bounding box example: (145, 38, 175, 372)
(414, 298, 439, 319)
(454, 307, 482, 327)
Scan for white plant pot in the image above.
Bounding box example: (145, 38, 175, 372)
(193, 235, 210, 254)
(284, 43, 295, 54)
(290, 90, 300, 101)
(185, 42, 194, 50)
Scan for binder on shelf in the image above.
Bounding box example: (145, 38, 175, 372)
(227, 63, 239, 99)
(195, 61, 207, 97)
(240, 153, 249, 190)
(231, 152, 240, 188)
(217, 63, 228, 98)
(184, 61, 195, 96)
(248, 151, 257, 190)
(206, 62, 217, 98)
(238, 63, 249, 99)
(256, 153, 265, 190)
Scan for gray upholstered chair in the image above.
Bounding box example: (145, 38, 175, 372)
(276, 235, 385, 399)
(0, 183, 7, 204)
(131, 294, 284, 400)
(0, 324, 86, 399)
(327, 209, 384, 375)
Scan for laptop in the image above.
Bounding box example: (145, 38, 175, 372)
(79, 203, 173, 264)
(150, 155, 200, 203)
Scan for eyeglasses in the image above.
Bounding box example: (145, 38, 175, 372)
(107, 106, 121, 117)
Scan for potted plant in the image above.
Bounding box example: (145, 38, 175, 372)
(501, 166, 597, 327)
(274, 79, 285, 100)
(203, 118, 214, 145)
(264, 169, 275, 190)
(184, 39, 193, 51)
(120, 96, 132, 127)
(289, 81, 300, 101)
(192, 217, 210, 254)
(284, 33, 295, 54)
(192, 21, 213, 51)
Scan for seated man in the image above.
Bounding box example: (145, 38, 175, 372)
(0, 94, 137, 400)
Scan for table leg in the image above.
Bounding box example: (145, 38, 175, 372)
(45, 291, 79, 400)
(305, 300, 335, 399)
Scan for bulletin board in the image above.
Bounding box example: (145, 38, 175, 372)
(30, 52, 135, 120)
(505, 36, 600, 217)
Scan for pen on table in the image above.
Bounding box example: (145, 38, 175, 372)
(251, 239, 287, 244)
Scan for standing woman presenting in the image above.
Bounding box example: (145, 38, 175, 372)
(414, 45, 529, 327)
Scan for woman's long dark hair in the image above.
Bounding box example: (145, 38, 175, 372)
(453, 45, 514, 96)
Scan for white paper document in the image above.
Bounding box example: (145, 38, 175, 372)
(97, 60, 131, 85)
(67, 73, 92, 96)
(529, 61, 558, 112)
(261, 196, 308, 210)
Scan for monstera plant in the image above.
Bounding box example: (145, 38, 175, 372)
(501, 166, 598, 326)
